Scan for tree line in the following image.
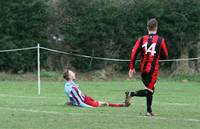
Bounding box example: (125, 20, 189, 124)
(0, 0, 200, 74)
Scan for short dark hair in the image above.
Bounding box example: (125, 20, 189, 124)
(63, 69, 69, 81)
(147, 18, 158, 31)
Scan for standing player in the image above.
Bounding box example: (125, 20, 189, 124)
(64, 69, 127, 108)
(125, 18, 168, 116)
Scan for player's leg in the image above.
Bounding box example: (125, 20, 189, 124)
(145, 71, 157, 116)
(145, 89, 155, 116)
(125, 89, 149, 107)
(84, 95, 101, 107)
(124, 72, 151, 106)
(108, 102, 126, 107)
(85, 96, 126, 107)
(128, 89, 156, 116)
(129, 89, 148, 97)
(85, 95, 127, 107)
(91, 101, 126, 107)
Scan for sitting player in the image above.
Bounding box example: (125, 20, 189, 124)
(63, 69, 127, 108)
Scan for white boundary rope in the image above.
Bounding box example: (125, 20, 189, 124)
(159, 57, 200, 62)
(40, 46, 131, 62)
(0, 45, 199, 62)
(40, 46, 200, 62)
(0, 46, 37, 53)
(0, 44, 200, 95)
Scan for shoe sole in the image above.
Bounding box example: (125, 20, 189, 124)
(124, 92, 131, 107)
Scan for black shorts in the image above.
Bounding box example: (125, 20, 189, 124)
(141, 72, 156, 92)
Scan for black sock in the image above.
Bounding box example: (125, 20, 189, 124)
(130, 89, 154, 113)
(130, 89, 148, 97)
(146, 91, 153, 113)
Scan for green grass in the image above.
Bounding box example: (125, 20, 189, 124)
(0, 80, 200, 129)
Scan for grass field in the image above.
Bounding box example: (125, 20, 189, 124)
(0, 79, 200, 129)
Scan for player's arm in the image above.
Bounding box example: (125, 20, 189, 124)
(129, 38, 141, 79)
(65, 99, 73, 106)
(64, 83, 75, 106)
(160, 38, 168, 59)
(68, 97, 74, 104)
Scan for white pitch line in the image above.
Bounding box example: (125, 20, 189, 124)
(0, 107, 200, 123)
(0, 94, 197, 107)
(137, 115, 200, 122)
(154, 102, 193, 106)
(0, 94, 63, 99)
(0, 107, 61, 115)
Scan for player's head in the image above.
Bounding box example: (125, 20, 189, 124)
(63, 69, 76, 81)
(147, 18, 158, 32)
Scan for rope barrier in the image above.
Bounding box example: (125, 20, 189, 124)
(40, 46, 200, 62)
(0, 46, 37, 53)
(0, 45, 199, 62)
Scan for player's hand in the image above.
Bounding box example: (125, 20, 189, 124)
(129, 69, 136, 79)
(65, 102, 72, 106)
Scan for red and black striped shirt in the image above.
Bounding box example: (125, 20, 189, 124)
(130, 34, 168, 74)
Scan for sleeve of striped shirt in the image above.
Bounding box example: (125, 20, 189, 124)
(161, 38, 168, 59)
(130, 38, 142, 70)
(65, 82, 73, 97)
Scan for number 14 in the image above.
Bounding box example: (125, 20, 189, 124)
(142, 42, 156, 56)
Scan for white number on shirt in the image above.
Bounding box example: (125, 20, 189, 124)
(142, 42, 156, 56)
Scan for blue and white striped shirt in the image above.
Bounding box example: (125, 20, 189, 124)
(64, 81, 93, 108)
